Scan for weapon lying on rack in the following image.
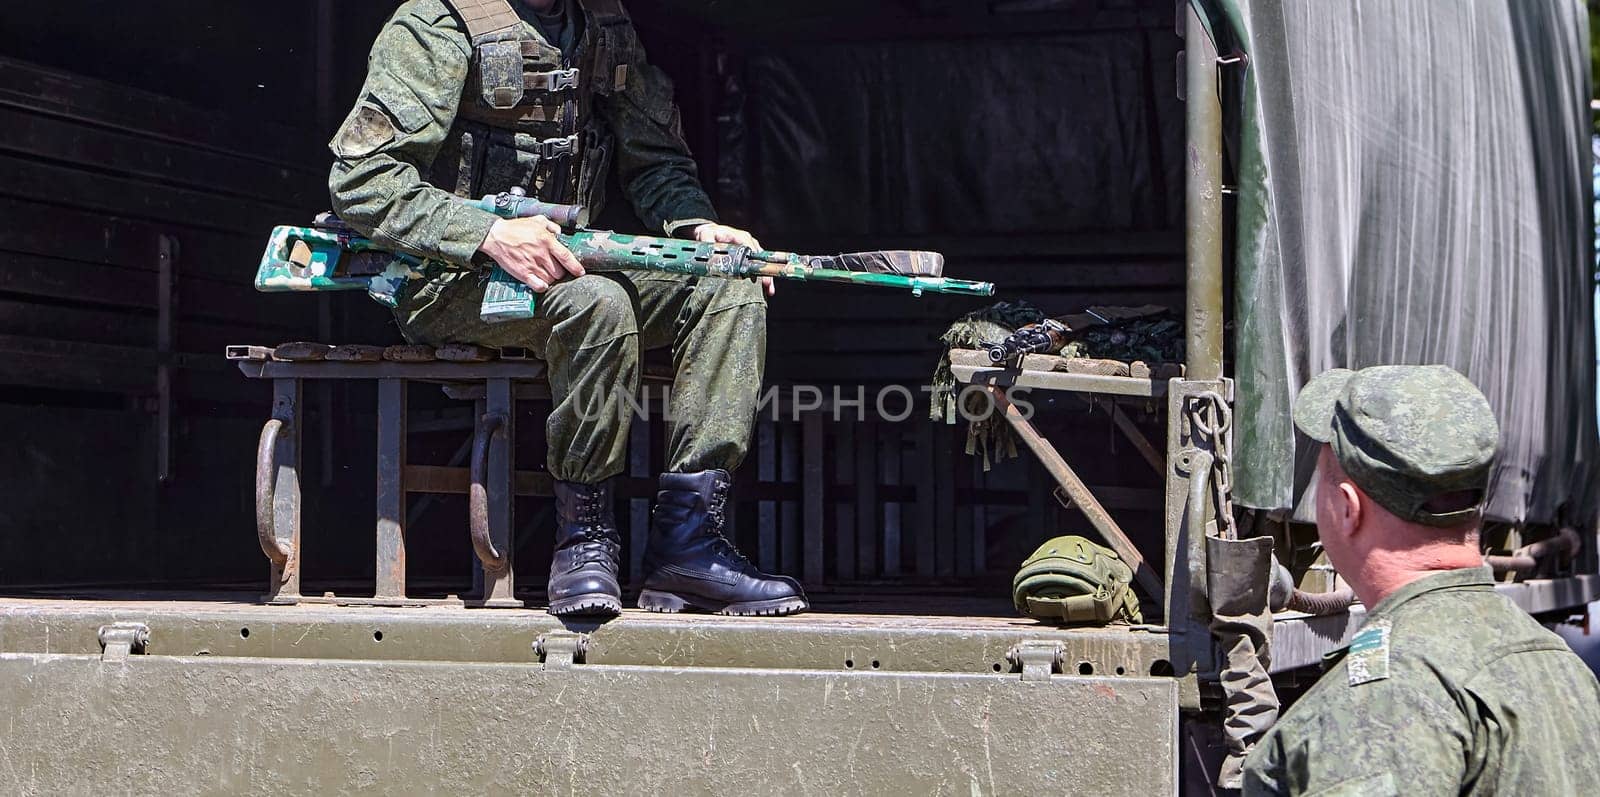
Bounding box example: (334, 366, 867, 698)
(986, 319, 1070, 365)
(255, 190, 997, 323)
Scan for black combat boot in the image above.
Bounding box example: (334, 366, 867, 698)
(547, 479, 623, 617)
(639, 470, 809, 617)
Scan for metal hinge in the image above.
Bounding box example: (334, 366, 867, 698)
(1007, 640, 1064, 682)
(97, 622, 150, 662)
(533, 631, 589, 671)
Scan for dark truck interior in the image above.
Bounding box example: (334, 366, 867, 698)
(0, 0, 1185, 620)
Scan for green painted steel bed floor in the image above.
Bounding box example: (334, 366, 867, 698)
(0, 590, 1175, 677)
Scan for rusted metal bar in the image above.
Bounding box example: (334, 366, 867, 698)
(265, 379, 303, 604)
(988, 387, 1164, 599)
(1488, 528, 1582, 576)
(1184, 0, 1225, 382)
(1184, 449, 1216, 550)
(375, 378, 407, 601)
(469, 412, 508, 575)
(477, 378, 521, 607)
(1285, 588, 1355, 616)
(254, 419, 290, 568)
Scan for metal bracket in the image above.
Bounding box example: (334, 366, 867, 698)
(534, 631, 589, 671)
(97, 622, 150, 662)
(1007, 640, 1064, 682)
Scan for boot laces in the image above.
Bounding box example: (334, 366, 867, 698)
(565, 493, 619, 569)
(570, 536, 620, 568)
(706, 480, 752, 568)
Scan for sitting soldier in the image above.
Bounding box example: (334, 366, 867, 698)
(328, 0, 806, 618)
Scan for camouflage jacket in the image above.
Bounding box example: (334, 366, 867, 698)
(1243, 566, 1600, 795)
(327, 0, 718, 268)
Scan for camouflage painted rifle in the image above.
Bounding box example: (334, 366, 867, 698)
(255, 191, 996, 323)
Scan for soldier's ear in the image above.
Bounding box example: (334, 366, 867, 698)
(1335, 479, 1364, 539)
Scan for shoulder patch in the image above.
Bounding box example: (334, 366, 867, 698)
(1346, 619, 1392, 686)
(333, 104, 398, 160)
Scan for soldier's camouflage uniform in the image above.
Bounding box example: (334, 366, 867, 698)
(1246, 365, 1600, 795)
(1242, 566, 1600, 795)
(328, 0, 764, 484)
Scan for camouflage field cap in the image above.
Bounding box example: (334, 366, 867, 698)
(1293, 365, 1499, 527)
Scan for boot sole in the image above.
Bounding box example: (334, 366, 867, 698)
(637, 589, 809, 617)
(548, 593, 623, 618)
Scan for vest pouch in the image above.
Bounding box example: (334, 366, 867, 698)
(477, 39, 526, 109)
(575, 127, 614, 225)
(431, 122, 490, 198)
(588, 20, 637, 96)
(480, 128, 541, 197)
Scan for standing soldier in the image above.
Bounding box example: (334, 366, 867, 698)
(328, 0, 807, 618)
(1243, 365, 1600, 794)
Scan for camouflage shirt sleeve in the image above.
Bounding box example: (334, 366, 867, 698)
(327, 2, 499, 266)
(596, 32, 719, 237)
(1242, 665, 1471, 796)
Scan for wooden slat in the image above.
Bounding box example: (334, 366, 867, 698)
(0, 105, 316, 203)
(854, 421, 878, 577)
(935, 425, 957, 577)
(0, 196, 305, 285)
(756, 416, 778, 572)
(802, 412, 825, 586)
(954, 433, 974, 578)
(0, 153, 293, 237)
(914, 421, 937, 577)
(628, 414, 651, 582)
(766, 289, 1186, 324)
(0, 299, 301, 354)
(881, 428, 903, 576)
(0, 249, 316, 332)
(325, 345, 385, 363)
(401, 466, 555, 498)
(779, 421, 800, 574)
(833, 422, 856, 581)
(0, 56, 311, 170)
(971, 458, 988, 575)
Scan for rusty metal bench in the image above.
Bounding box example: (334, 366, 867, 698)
(227, 342, 550, 609)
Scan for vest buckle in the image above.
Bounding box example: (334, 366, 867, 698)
(540, 134, 579, 160)
(546, 68, 581, 92)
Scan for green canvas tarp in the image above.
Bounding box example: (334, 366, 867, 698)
(1206, 0, 1599, 525)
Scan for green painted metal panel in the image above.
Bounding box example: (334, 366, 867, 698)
(0, 652, 1178, 795)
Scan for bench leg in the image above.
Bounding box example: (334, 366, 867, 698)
(474, 377, 522, 608)
(264, 378, 303, 605)
(375, 378, 407, 602)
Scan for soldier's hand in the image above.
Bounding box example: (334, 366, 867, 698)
(479, 216, 585, 293)
(695, 223, 776, 297)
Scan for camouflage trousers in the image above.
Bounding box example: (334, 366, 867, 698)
(395, 269, 767, 484)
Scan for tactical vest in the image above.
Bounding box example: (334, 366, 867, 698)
(432, 0, 637, 221)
